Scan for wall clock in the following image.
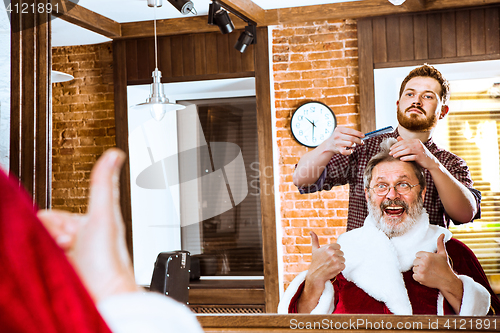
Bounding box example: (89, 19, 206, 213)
(290, 101, 337, 148)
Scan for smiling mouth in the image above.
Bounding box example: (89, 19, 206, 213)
(383, 206, 405, 217)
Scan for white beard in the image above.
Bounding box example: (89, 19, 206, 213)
(367, 195, 424, 238)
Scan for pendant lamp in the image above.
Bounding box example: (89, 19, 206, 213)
(130, 0, 185, 121)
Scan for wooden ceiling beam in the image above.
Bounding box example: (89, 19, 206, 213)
(120, 14, 247, 39)
(62, 0, 500, 40)
(425, 0, 500, 11)
(400, 0, 427, 12)
(52, 0, 121, 38)
(216, 0, 266, 25)
(266, 0, 500, 25)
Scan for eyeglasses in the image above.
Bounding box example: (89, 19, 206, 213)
(369, 182, 420, 196)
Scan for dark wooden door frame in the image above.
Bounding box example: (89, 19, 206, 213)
(10, 0, 52, 209)
(113, 27, 279, 313)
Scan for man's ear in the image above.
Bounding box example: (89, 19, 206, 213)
(420, 186, 427, 201)
(439, 105, 449, 119)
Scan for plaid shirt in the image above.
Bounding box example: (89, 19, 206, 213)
(298, 129, 481, 231)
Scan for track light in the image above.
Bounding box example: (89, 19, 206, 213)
(234, 24, 256, 53)
(148, 0, 196, 15)
(208, 2, 234, 34)
(167, 0, 196, 14)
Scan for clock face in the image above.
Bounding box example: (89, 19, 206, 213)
(291, 102, 336, 148)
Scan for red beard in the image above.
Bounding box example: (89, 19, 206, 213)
(397, 105, 437, 132)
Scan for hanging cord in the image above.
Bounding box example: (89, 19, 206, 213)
(154, 2, 158, 69)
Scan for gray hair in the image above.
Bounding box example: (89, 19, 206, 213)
(363, 138, 426, 191)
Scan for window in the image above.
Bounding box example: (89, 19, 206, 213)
(445, 80, 500, 293)
(127, 79, 263, 285)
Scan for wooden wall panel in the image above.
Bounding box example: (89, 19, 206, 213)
(413, 14, 428, 60)
(125, 30, 255, 84)
(386, 16, 400, 62)
(137, 39, 152, 81)
(241, 41, 255, 72)
(485, 8, 500, 54)
(441, 11, 457, 58)
(205, 33, 219, 75)
(456, 10, 471, 57)
(194, 34, 207, 75)
(399, 16, 414, 61)
(427, 13, 442, 59)
(366, 6, 500, 67)
(216, 33, 231, 74)
(372, 17, 387, 63)
(470, 9, 486, 55)
(125, 40, 138, 81)
(159, 37, 173, 77)
(182, 36, 196, 77)
(171, 36, 184, 77)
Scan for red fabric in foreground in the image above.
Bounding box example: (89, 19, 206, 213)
(0, 170, 112, 333)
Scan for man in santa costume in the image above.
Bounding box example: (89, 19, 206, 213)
(278, 138, 500, 316)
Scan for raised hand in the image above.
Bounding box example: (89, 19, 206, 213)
(389, 136, 439, 171)
(297, 231, 345, 313)
(306, 231, 345, 285)
(327, 126, 365, 155)
(37, 149, 140, 302)
(413, 234, 463, 313)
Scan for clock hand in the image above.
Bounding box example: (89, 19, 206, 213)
(305, 117, 314, 126)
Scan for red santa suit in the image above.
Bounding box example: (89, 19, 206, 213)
(278, 212, 500, 316)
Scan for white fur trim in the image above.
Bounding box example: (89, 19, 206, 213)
(458, 275, 491, 316)
(437, 292, 444, 315)
(338, 220, 412, 315)
(337, 212, 452, 315)
(311, 280, 335, 314)
(277, 271, 335, 314)
(277, 271, 307, 314)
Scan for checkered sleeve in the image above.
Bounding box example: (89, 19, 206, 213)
(436, 150, 482, 223)
(297, 153, 353, 194)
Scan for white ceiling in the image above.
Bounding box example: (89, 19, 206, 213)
(52, 0, 363, 46)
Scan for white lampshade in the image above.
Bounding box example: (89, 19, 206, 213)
(51, 70, 74, 83)
(130, 68, 185, 121)
(131, 100, 186, 121)
(388, 0, 406, 5)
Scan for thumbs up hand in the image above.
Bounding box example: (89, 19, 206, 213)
(298, 231, 345, 313)
(413, 234, 455, 290)
(412, 234, 464, 313)
(306, 231, 345, 288)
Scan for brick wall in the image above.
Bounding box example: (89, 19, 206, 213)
(272, 20, 360, 288)
(51, 43, 115, 213)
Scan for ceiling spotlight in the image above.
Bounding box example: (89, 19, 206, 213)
(208, 2, 234, 34)
(167, 0, 196, 15)
(149, 0, 196, 15)
(235, 24, 256, 53)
